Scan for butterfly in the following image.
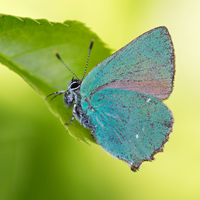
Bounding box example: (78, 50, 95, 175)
(47, 26, 175, 171)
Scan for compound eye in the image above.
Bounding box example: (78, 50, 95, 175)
(71, 82, 79, 89)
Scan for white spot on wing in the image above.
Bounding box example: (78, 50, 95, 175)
(146, 98, 151, 102)
(136, 134, 139, 139)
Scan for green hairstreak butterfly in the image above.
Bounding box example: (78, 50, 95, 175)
(47, 26, 175, 171)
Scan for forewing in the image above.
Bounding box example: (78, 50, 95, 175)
(84, 88, 173, 171)
(81, 27, 175, 100)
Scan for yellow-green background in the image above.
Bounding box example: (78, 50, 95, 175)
(0, 0, 200, 199)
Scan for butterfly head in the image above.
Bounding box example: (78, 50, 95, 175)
(63, 77, 81, 107)
(68, 77, 81, 92)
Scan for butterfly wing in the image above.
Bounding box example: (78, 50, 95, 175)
(81, 26, 175, 100)
(83, 88, 173, 171)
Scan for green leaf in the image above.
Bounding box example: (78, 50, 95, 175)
(0, 14, 111, 144)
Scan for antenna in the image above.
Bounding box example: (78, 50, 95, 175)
(81, 39, 94, 81)
(54, 52, 80, 80)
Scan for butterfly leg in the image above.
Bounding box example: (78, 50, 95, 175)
(82, 118, 97, 138)
(79, 113, 97, 138)
(46, 91, 66, 101)
(91, 125, 97, 138)
(83, 97, 97, 138)
(65, 103, 77, 125)
(66, 97, 97, 138)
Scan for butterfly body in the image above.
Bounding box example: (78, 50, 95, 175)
(48, 26, 175, 171)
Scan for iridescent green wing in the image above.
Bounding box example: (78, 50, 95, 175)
(81, 27, 174, 100)
(83, 88, 173, 171)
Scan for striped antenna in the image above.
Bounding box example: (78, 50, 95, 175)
(81, 40, 94, 81)
(54, 52, 80, 80)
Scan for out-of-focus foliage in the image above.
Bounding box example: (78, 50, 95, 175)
(0, 0, 200, 199)
(0, 14, 111, 143)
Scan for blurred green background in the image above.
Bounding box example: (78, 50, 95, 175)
(0, 0, 200, 199)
